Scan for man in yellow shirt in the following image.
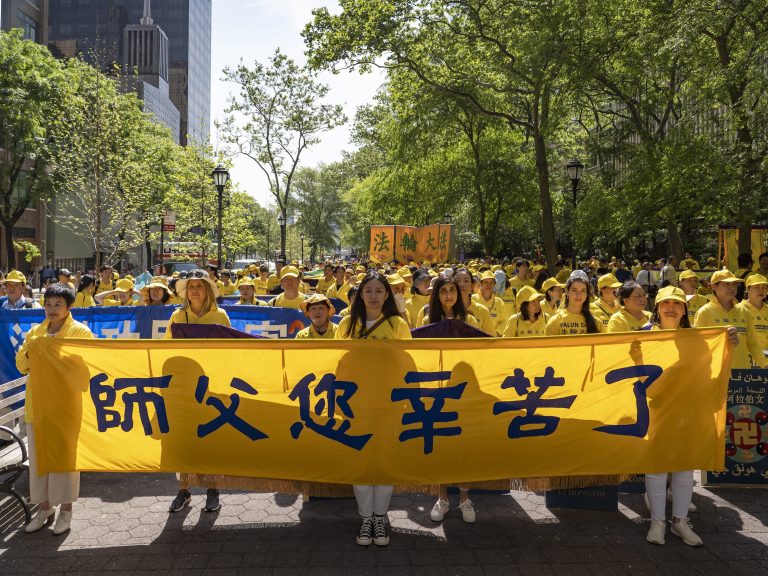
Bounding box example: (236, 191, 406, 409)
(590, 274, 622, 328)
(295, 294, 338, 339)
(737, 274, 768, 365)
(253, 265, 270, 295)
(694, 269, 767, 369)
(680, 252, 700, 271)
(472, 270, 508, 336)
(678, 269, 708, 322)
(267, 258, 285, 293)
(219, 271, 238, 296)
(315, 264, 335, 295)
(95, 264, 114, 294)
(508, 259, 535, 292)
(267, 266, 307, 309)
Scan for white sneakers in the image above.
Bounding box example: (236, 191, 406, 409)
(430, 498, 476, 523)
(646, 519, 666, 545)
(24, 507, 72, 536)
(671, 519, 703, 547)
(647, 518, 703, 547)
(53, 510, 73, 535)
(24, 508, 54, 533)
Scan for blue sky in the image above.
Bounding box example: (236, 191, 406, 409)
(211, 0, 385, 206)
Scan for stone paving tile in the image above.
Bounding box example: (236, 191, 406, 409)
(1, 472, 767, 576)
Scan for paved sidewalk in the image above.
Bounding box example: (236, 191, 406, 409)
(1, 472, 767, 575)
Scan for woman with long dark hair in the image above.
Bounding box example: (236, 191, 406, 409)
(504, 286, 549, 337)
(336, 271, 410, 547)
(545, 271, 603, 335)
(73, 275, 96, 308)
(418, 275, 478, 328)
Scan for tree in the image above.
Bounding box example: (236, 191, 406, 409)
(293, 164, 347, 262)
(305, 0, 582, 270)
(48, 57, 177, 271)
(220, 49, 346, 257)
(0, 30, 66, 269)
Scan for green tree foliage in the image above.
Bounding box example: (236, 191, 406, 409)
(293, 164, 348, 262)
(220, 50, 346, 257)
(0, 30, 66, 269)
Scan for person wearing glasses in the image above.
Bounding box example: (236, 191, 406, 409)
(606, 282, 653, 332)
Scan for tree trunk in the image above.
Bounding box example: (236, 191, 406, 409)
(4, 223, 15, 271)
(532, 131, 558, 274)
(666, 220, 683, 260)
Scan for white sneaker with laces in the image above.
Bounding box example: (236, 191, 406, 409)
(646, 519, 666, 545)
(53, 510, 72, 536)
(25, 508, 54, 534)
(430, 498, 450, 522)
(671, 519, 703, 547)
(458, 499, 476, 523)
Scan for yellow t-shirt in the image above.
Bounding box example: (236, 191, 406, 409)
(164, 307, 231, 339)
(254, 277, 270, 295)
(694, 296, 767, 369)
(219, 284, 238, 296)
(315, 277, 334, 295)
(95, 280, 114, 295)
(416, 306, 479, 329)
(685, 293, 709, 323)
(406, 293, 430, 328)
(504, 313, 549, 337)
(73, 291, 96, 308)
(501, 288, 517, 319)
(606, 308, 652, 332)
(336, 314, 412, 340)
(327, 282, 352, 305)
(590, 299, 620, 328)
(467, 302, 495, 336)
(101, 297, 138, 307)
(295, 322, 338, 339)
(541, 299, 560, 317)
(15, 314, 93, 423)
(545, 309, 606, 335)
(508, 276, 535, 292)
(472, 292, 508, 336)
(737, 301, 768, 366)
(267, 293, 307, 310)
(236, 298, 265, 306)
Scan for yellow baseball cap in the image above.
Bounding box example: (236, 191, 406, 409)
(480, 270, 496, 282)
(387, 273, 405, 286)
(301, 294, 335, 316)
(710, 269, 744, 284)
(597, 274, 622, 291)
(516, 285, 545, 312)
(114, 278, 135, 293)
(655, 286, 687, 306)
(541, 277, 564, 292)
(678, 269, 698, 281)
(745, 274, 768, 289)
(280, 266, 300, 279)
(4, 270, 26, 284)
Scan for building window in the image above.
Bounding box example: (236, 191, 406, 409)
(16, 10, 38, 42)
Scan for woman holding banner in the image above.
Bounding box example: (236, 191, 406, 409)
(16, 284, 94, 535)
(336, 271, 411, 547)
(165, 270, 230, 514)
(643, 286, 738, 547)
(544, 271, 603, 335)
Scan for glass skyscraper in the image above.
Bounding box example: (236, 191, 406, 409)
(46, 0, 211, 145)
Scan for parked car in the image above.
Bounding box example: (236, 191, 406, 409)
(162, 261, 198, 275)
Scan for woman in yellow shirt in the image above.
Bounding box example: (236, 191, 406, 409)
(336, 272, 410, 546)
(540, 277, 564, 316)
(235, 278, 264, 306)
(418, 276, 479, 328)
(73, 275, 97, 308)
(295, 294, 337, 339)
(504, 286, 549, 337)
(165, 270, 230, 515)
(591, 274, 622, 328)
(606, 282, 652, 332)
(454, 269, 496, 336)
(16, 284, 94, 536)
(545, 271, 603, 335)
(140, 277, 174, 306)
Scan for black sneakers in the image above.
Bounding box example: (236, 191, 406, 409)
(356, 516, 373, 546)
(204, 489, 221, 512)
(372, 515, 390, 546)
(168, 489, 191, 513)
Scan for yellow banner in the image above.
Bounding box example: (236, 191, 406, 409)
(369, 226, 395, 262)
(29, 329, 731, 484)
(370, 224, 453, 264)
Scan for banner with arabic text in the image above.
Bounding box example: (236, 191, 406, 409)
(30, 328, 731, 484)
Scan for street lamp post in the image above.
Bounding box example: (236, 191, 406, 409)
(300, 232, 305, 265)
(566, 159, 584, 267)
(211, 164, 230, 267)
(277, 214, 286, 261)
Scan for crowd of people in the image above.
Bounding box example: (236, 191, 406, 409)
(8, 249, 768, 548)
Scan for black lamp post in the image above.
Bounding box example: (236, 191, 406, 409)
(277, 214, 286, 260)
(211, 164, 230, 267)
(566, 159, 584, 266)
(300, 232, 305, 264)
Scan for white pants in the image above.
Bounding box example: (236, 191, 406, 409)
(645, 471, 693, 521)
(353, 485, 393, 517)
(27, 423, 80, 506)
